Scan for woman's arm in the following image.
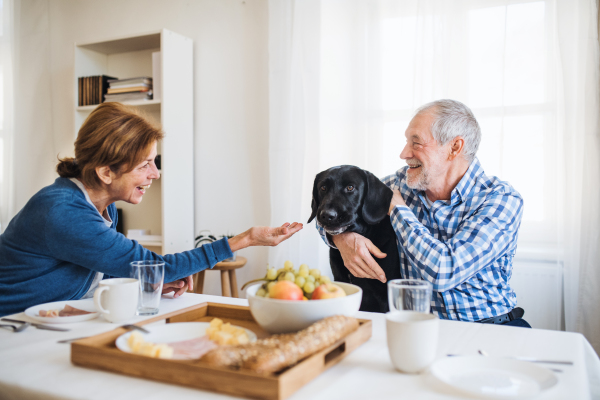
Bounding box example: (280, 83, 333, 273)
(227, 222, 303, 252)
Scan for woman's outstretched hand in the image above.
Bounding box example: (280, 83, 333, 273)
(228, 222, 303, 252)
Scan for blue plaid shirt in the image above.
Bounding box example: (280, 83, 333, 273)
(319, 158, 523, 321)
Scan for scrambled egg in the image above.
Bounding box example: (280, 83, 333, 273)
(205, 318, 250, 345)
(127, 331, 174, 359)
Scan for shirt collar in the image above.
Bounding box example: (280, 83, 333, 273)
(450, 157, 484, 204)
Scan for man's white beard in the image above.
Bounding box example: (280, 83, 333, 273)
(406, 167, 429, 191)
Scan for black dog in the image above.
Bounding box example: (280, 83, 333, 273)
(308, 165, 401, 313)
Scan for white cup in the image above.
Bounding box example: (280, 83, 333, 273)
(93, 278, 139, 323)
(386, 311, 439, 373)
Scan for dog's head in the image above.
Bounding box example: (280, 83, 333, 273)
(308, 165, 393, 235)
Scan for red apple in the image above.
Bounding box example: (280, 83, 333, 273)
(311, 283, 346, 300)
(268, 281, 304, 300)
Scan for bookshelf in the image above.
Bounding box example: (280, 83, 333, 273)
(74, 29, 194, 255)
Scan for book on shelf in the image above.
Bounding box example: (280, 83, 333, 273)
(104, 91, 153, 102)
(106, 86, 151, 94)
(78, 75, 117, 106)
(106, 82, 151, 90)
(107, 76, 152, 87)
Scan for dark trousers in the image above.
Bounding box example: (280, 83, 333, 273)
(503, 318, 532, 328)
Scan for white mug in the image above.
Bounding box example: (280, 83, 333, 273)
(93, 278, 139, 323)
(386, 311, 439, 373)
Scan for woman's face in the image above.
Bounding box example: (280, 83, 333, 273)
(109, 142, 160, 204)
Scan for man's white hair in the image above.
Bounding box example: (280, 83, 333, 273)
(415, 99, 481, 162)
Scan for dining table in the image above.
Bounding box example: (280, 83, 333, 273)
(0, 292, 599, 400)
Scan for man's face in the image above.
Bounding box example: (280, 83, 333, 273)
(400, 112, 449, 191)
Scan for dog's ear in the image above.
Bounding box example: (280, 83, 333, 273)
(361, 169, 393, 225)
(308, 171, 324, 223)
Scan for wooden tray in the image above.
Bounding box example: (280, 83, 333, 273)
(71, 302, 372, 400)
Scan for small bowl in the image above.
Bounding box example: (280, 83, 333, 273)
(246, 282, 362, 333)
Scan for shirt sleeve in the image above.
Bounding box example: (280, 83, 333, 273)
(44, 201, 233, 283)
(390, 190, 523, 292)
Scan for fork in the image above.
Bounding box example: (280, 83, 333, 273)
(478, 349, 564, 373)
(121, 324, 150, 334)
(0, 322, 31, 332)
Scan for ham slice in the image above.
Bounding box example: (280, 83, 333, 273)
(38, 304, 94, 317)
(168, 335, 218, 360)
(58, 304, 94, 316)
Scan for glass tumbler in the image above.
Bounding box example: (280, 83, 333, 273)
(130, 260, 165, 316)
(387, 279, 432, 314)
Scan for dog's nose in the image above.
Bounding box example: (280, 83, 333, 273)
(320, 209, 338, 222)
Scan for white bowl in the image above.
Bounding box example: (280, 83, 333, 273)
(246, 282, 362, 334)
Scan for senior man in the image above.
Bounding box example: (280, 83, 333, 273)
(318, 99, 529, 327)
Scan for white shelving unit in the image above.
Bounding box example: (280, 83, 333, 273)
(74, 29, 194, 255)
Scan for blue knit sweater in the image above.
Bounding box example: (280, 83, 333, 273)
(0, 177, 233, 316)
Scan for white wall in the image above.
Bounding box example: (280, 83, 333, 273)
(15, 0, 271, 296)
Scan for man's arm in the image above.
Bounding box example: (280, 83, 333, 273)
(390, 190, 523, 292)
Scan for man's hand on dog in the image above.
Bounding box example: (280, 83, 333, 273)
(332, 233, 387, 282)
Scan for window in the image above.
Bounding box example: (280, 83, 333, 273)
(320, 0, 557, 247)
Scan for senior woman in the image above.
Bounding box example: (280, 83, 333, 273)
(0, 103, 302, 317)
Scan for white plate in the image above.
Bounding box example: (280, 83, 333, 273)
(24, 299, 99, 324)
(115, 322, 257, 358)
(431, 356, 559, 399)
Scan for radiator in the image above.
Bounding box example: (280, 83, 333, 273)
(510, 260, 563, 330)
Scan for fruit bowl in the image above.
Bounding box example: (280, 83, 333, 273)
(246, 282, 362, 334)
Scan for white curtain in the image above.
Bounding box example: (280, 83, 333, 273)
(268, 0, 329, 274)
(269, 0, 600, 351)
(0, 0, 16, 233)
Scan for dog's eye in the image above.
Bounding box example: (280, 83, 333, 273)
(347, 185, 354, 192)
(320, 185, 327, 191)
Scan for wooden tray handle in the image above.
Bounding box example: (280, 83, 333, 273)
(324, 342, 346, 367)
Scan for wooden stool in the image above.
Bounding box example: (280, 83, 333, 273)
(192, 256, 247, 298)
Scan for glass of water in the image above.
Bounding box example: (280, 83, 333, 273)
(130, 261, 165, 316)
(387, 279, 432, 314)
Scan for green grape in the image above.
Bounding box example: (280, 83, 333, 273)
(267, 281, 277, 292)
(295, 276, 306, 288)
(298, 269, 309, 278)
(283, 260, 294, 271)
(309, 269, 321, 279)
(266, 267, 277, 281)
(283, 272, 295, 282)
(319, 275, 331, 284)
(299, 264, 309, 272)
(277, 268, 285, 275)
(303, 281, 315, 294)
(306, 275, 316, 283)
(314, 281, 321, 288)
(256, 288, 267, 297)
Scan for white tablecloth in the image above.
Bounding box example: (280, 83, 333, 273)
(0, 293, 598, 400)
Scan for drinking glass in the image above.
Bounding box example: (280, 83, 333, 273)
(130, 261, 165, 316)
(387, 279, 432, 314)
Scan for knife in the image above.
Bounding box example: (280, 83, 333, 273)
(447, 354, 573, 365)
(1, 318, 71, 332)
